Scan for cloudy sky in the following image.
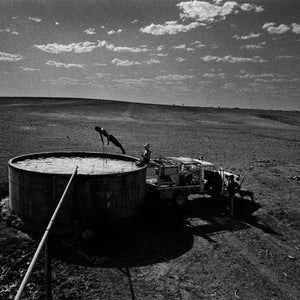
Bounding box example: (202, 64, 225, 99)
(0, 0, 299, 110)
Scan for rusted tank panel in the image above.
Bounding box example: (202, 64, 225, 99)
(8, 152, 147, 234)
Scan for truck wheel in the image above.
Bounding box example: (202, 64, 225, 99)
(174, 192, 188, 206)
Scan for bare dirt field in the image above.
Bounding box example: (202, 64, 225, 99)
(0, 97, 299, 299)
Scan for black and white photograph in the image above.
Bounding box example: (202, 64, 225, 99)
(0, 0, 299, 299)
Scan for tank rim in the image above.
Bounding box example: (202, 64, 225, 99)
(8, 151, 147, 176)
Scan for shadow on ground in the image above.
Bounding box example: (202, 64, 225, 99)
(53, 196, 263, 268)
(1, 194, 270, 269)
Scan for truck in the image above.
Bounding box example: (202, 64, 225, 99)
(145, 156, 241, 206)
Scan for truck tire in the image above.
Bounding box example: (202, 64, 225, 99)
(174, 191, 188, 206)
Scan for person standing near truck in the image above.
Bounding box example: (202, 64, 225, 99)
(142, 143, 151, 164)
(227, 175, 240, 216)
(136, 143, 151, 167)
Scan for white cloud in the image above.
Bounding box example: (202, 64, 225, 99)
(46, 60, 85, 68)
(43, 77, 90, 85)
(201, 55, 267, 63)
(223, 82, 237, 90)
(132, 19, 138, 24)
(177, 1, 263, 23)
(262, 22, 275, 29)
(84, 28, 96, 35)
(278, 55, 293, 59)
(156, 53, 168, 57)
(262, 22, 300, 35)
(107, 29, 122, 35)
(96, 73, 111, 78)
(112, 78, 154, 89)
(233, 32, 260, 40)
(240, 3, 264, 13)
(255, 78, 299, 83)
(277, 55, 300, 60)
(176, 57, 186, 62)
(0, 28, 19, 35)
(235, 73, 275, 79)
(196, 80, 214, 89)
(111, 58, 160, 67)
(140, 21, 200, 35)
(203, 73, 215, 78)
(20, 67, 39, 71)
(291, 23, 300, 34)
(155, 74, 195, 81)
(28, 17, 42, 22)
(241, 42, 266, 50)
(0, 51, 24, 62)
(114, 75, 194, 88)
(141, 2, 263, 36)
(106, 43, 148, 53)
(111, 58, 141, 66)
(190, 40, 206, 47)
(173, 44, 186, 49)
(177, 1, 238, 21)
(113, 78, 151, 84)
(34, 41, 106, 53)
(157, 45, 164, 51)
(203, 72, 225, 78)
(34, 40, 148, 54)
(142, 59, 160, 65)
(262, 23, 290, 34)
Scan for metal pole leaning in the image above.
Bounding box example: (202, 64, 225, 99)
(14, 166, 78, 300)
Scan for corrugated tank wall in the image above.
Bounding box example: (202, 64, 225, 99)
(8, 152, 147, 235)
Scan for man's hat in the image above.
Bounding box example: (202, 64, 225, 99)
(144, 143, 150, 149)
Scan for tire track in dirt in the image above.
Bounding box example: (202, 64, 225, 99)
(259, 212, 300, 245)
(238, 219, 299, 258)
(213, 218, 300, 300)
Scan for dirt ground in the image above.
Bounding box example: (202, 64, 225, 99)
(0, 97, 299, 299)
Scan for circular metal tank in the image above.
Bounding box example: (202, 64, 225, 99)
(8, 152, 147, 234)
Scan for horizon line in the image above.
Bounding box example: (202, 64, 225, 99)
(0, 95, 299, 113)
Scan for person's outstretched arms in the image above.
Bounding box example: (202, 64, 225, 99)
(95, 126, 104, 144)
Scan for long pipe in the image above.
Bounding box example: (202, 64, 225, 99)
(14, 166, 78, 300)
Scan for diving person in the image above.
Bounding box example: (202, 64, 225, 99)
(95, 126, 126, 154)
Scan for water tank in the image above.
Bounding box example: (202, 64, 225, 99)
(8, 152, 147, 234)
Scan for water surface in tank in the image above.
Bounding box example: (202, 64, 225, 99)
(13, 156, 138, 174)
